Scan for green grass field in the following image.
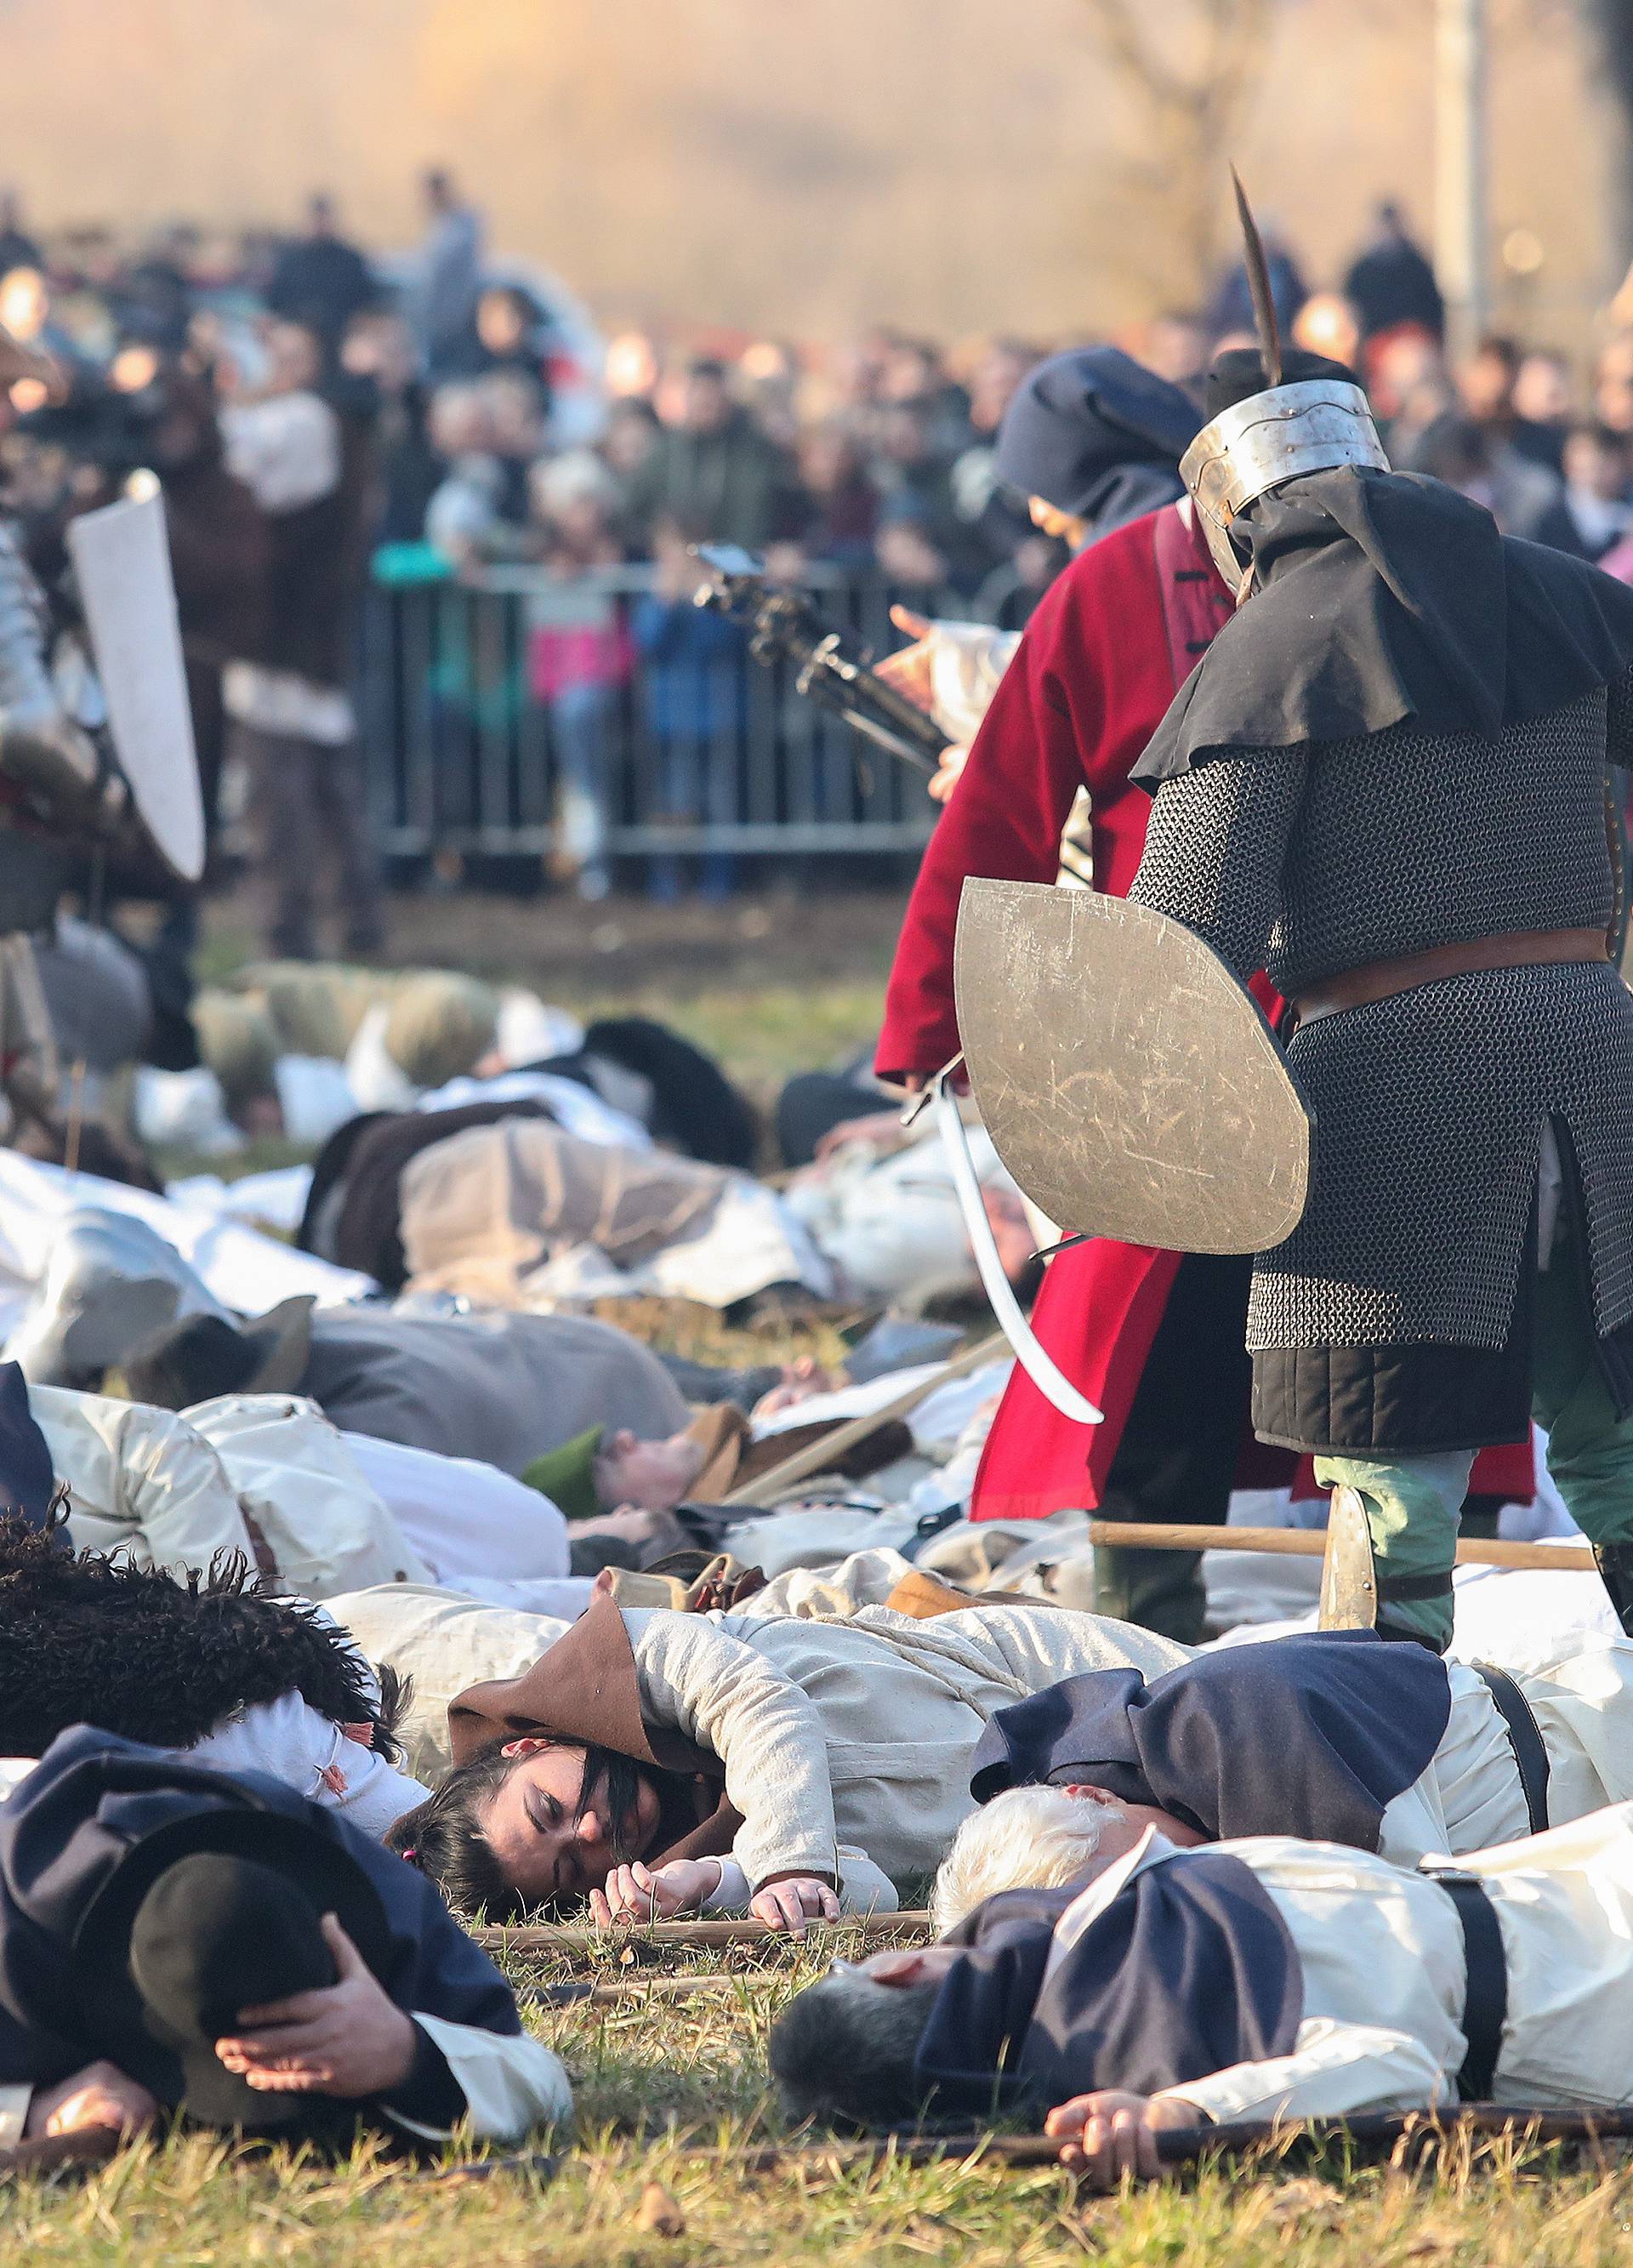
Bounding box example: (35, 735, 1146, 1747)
(20, 886, 1633, 2257)
(9, 1930, 1633, 2265)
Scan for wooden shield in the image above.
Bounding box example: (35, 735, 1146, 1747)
(953, 879, 1312, 1253)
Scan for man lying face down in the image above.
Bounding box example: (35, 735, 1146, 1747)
(380, 1586, 1190, 1929)
(0, 1727, 568, 2153)
(771, 1799, 1633, 2185)
(930, 1628, 1633, 1928)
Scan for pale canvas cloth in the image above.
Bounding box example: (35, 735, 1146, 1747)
(0, 1149, 371, 1348)
(398, 1115, 829, 1310)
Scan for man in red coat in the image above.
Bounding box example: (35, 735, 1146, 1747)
(878, 479, 1258, 1642)
(875, 348, 1528, 1643)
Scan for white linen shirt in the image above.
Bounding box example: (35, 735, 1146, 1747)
(182, 1692, 429, 1840)
(1047, 1805, 1633, 2128)
(1378, 1640, 1633, 1864)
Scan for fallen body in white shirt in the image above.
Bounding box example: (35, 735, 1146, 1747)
(769, 1803, 1633, 2184)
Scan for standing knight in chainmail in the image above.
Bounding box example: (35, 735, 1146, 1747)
(0, 318, 128, 1143)
(1123, 183, 1633, 1650)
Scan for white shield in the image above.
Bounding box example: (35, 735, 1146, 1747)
(66, 489, 205, 881)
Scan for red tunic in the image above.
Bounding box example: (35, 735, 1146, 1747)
(876, 507, 1203, 1084)
(875, 505, 1534, 1521)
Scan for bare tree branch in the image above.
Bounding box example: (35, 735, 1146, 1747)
(1582, 0, 1633, 271)
(1074, 0, 1280, 299)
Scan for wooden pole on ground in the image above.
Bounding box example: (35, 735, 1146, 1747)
(1080, 1521, 1593, 1573)
(431, 2107, 1633, 2188)
(721, 1336, 1008, 1508)
(737, 2104, 1633, 2174)
(478, 1909, 933, 1956)
(536, 1972, 790, 2008)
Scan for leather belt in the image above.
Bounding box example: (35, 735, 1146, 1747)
(1473, 1662, 1551, 1838)
(1293, 927, 1609, 1029)
(1423, 1868, 1509, 2101)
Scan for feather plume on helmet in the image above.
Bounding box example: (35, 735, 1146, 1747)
(1181, 169, 1387, 596)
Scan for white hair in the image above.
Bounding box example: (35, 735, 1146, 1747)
(933, 1786, 1121, 1933)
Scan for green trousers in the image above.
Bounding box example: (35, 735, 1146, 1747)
(1317, 1217, 1633, 1650)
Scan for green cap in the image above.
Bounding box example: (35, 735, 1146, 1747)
(522, 1424, 605, 1522)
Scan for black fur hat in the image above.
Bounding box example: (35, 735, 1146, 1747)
(0, 1510, 403, 1758)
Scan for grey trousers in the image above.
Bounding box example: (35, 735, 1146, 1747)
(236, 722, 384, 961)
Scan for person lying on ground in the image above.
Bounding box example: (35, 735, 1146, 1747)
(0, 1726, 568, 2150)
(930, 1627, 1633, 1925)
(375, 1586, 1190, 1929)
(519, 1405, 748, 1521)
(362, 1113, 823, 1314)
(4, 1353, 598, 1612)
(518, 1396, 905, 1530)
(771, 1799, 1633, 2185)
(324, 1549, 959, 1781)
(118, 1301, 695, 1480)
(0, 1510, 430, 1838)
(8, 1228, 691, 1478)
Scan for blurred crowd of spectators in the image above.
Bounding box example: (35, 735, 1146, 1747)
(9, 176, 1633, 924)
(1197, 200, 1633, 573)
(416, 333, 1075, 624)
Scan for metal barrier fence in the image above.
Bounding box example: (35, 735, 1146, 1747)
(356, 561, 1021, 869)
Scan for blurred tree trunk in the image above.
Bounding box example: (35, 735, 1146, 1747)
(1075, 0, 1278, 307)
(1583, 0, 1633, 276)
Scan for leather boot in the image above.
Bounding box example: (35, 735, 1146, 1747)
(1594, 1541, 1633, 1637)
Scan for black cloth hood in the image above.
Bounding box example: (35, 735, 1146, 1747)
(913, 1852, 1302, 2116)
(1204, 347, 1357, 419)
(1134, 464, 1633, 786)
(993, 346, 1198, 535)
(966, 1630, 1452, 1851)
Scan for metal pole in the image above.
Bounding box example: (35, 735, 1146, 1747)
(1435, 0, 1489, 363)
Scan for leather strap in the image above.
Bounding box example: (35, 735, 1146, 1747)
(1375, 1567, 1454, 1603)
(1152, 504, 1233, 693)
(1473, 1663, 1551, 1837)
(1423, 1871, 1509, 2101)
(1294, 928, 1609, 1028)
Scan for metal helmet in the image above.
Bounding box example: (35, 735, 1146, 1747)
(1181, 379, 1389, 593)
(1182, 171, 1389, 595)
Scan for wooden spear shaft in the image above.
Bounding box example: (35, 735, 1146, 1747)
(1083, 1520, 1593, 1571)
(730, 2105, 1633, 2174)
(435, 2108, 1633, 2187)
(535, 1972, 780, 2008)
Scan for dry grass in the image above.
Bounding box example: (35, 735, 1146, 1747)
(10, 1936, 1633, 2267)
